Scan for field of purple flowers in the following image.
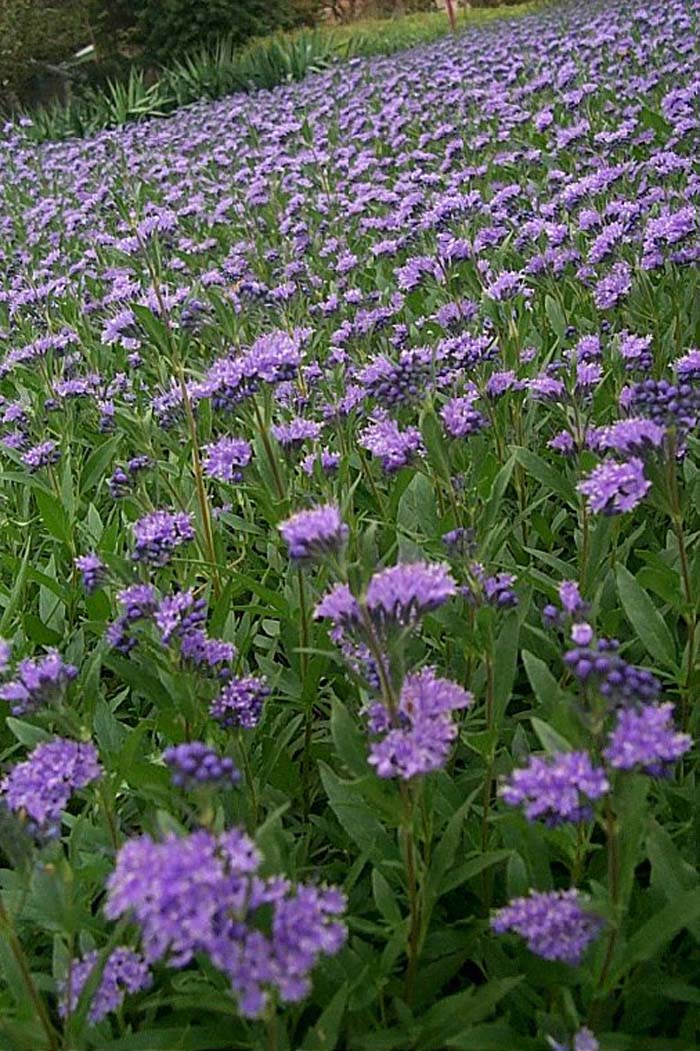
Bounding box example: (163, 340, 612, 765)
(0, 0, 699, 1048)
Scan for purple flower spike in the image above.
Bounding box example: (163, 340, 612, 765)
(365, 562, 457, 627)
(367, 667, 472, 779)
(59, 948, 152, 1023)
(132, 510, 195, 566)
(202, 436, 252, 482)
(491, 889, 603, 965)
(163, 742, 240, 789)
(75, 553, 106, 594)
(210, 675, 269, 729)
(279, 505, 348, 562)
(0, 650, 78, 716)
(604, 703, 691, 775)
(577, 458, 650, 514)
(502, 751, 609, 825)
(1, 738, 101, 834)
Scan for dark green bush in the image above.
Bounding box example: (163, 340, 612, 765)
(0, 0, 87, 110)
(128, 0, 319, 63)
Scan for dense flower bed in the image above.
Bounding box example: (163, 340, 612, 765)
(0, 1, 699, 1048)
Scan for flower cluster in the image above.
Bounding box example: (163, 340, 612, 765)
(131, 509, 195, 566)
(491, 889, 603, 965)
(367, 667, 472, 779)
(59, 948, 152, 1023)
(163, 741, 240, 788)
(0, 650, 77, 716)
(105, 828, 346, 1018)
(279, 505, 349, 562)
(502, 751, 609, 825)
(1, 738, 101, 834)
(209, 675, 270, 729)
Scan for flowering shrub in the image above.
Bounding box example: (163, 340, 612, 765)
(0, 1, 699, 1049)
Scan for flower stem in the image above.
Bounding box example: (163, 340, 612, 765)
(0, 899, 59, 1051)
(400, 782, 421, 1005)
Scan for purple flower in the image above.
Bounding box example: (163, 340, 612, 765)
(594, 262, 632, 309)
(202, 436, 252, 482)
(271, 418, 321, 447)
(491, 889, 603, 965)
(301, 449, 340, 476)
(502, 751, 609, 825)
(279, 505, 348, 562)
(314, 583, 361, 629)
(75, 553, 106, 594)
(359, 415, 424, 472)
(549, 1028, 599, 1051)
(441, 397, 488, 438)
(180, 630, 235, 677)
(675, 349, 700, 381)
(604, 703, 691, 776)
(21, 440, 60, 471)
(564, 636, 660, 702)
(598, 418, 666, 454)
(577, 458, 650, 514)
(559, 580, 584, 616)
(365, 562, 457, 627)
(210, 675, 269, 729)
(1, 738, 101, 832)
(367, 667, 472, 779)
(0, 650, 77, 716)
(163, 742, 240, 789)
(0, 639, 10, 674)
(59, 948, 152, 1023)
(105, 828, 346, 1018)
(132, 510, 195, 566)
(155, 590, 206, 644)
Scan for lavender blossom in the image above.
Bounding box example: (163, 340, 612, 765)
(59, 948, 152, 1023)
(501, 751, 609, 825)
(491, 889, 603, 965)
(155, 590, 206, 644)
(359, 415, 424, 472)
(132, 510, 195, 566)
(104, 828, 346, 1018)
(577, 458, 650, 514)
(202, 436, 252, 482)
(1, 738, 101, 833)
(604, 703, 691, 775)
(75, 553, 106, 594)
(21, 440, 60, 471)
(163, 742, 240, 788)
(365, 562, 457, 627)
(210, 675, 269, 729)
(367, 667, 472, 779)
(279, 505, 348, 562)
(0, 650, 77, 716)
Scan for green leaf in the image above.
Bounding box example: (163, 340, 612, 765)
(301, 982, 349, 1051)
(372, 870, 402, 925)
(416, 978, 523, 1050)
(330, 698, 368, 778)
(397, 472, 438, 539)
(610, 889, 700, 986)
(530, 717, 572, 754)
(545, 294, 566, 338)
(420, 405, 452, 482)
(319, 763, 396, 868)
(615, 564, 677, 670)
(482, 455, 515, 532)
(493, 610, 520, 721)
(522, 650, 567, 709)
(34, 489, 72, 545)
(512, 447, 576, 506)
(5, 718, 52, 748)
